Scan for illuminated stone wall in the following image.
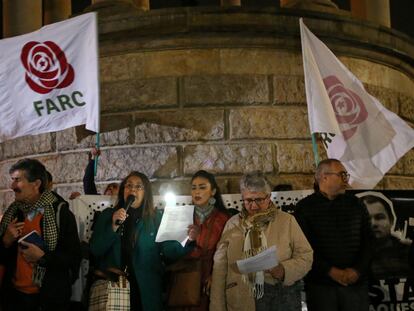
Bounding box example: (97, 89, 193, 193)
(0, 6, 413, 209)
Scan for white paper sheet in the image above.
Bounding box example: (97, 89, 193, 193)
(236, 246, 278, 274)
(155, 205, 194, 244)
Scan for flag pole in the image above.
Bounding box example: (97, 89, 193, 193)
(311, 133, 320, 166)
(93, 12, 100, 177)
(94, 133, 100, 176)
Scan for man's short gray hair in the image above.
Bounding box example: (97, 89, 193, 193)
(315, 159, 342, 183)
(239, 171, 272, 194)
(314, 158, 342, 191)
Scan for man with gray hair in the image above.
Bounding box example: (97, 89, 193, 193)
(0, 158, 81, 311)
(295, 159, 372, 311)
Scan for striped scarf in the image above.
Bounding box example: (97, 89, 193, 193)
(0, 190, 59, 286)
(240, 202, 277, 299)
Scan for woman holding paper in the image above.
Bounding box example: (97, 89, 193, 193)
(210, 171, 313, 311)
(168, 170, 230, 311)
(89, 171, 198, 311)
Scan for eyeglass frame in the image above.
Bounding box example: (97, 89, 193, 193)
(125, 183, 145, 191)
(243, 195, 270, 206)
(324, 171, 350, 181)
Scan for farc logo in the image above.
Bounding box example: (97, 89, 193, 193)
(21, 41, 75, 94)
(323, 75, 368, 140)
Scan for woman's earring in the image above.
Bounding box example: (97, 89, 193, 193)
(208, 197, 216, 205)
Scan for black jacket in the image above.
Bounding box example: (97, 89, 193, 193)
(83, 159, 98, 195)
(295, 191, 373, 285)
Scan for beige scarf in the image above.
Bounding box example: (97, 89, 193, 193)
(240, 202, 277, 299)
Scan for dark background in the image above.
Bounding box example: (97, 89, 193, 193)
(0, 0, 412, 39)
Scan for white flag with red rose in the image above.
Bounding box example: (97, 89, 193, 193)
(300, 19, 414, 189)
(0, 12, 99, 142)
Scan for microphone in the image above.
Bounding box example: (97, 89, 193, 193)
(115, 195, 135, 225)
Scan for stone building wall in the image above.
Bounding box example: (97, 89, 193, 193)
(0, 6, 413, 210)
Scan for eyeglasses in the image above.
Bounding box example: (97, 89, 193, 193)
(325, 171, 350, 181)
(243, 196, 268, 205)
(125, 183, 144, 191)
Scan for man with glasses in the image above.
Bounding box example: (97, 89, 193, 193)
(295, 159, 372, 311)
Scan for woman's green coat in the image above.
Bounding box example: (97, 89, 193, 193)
(90, 208, 192, 311)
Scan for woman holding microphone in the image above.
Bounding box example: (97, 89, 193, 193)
(89, 171, 198, 311)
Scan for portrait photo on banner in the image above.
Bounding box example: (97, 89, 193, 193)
(284, 189, 414, 310)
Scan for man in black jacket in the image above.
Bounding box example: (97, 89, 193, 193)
(295, 158, 372, 311)
(0, 158, 81, 311)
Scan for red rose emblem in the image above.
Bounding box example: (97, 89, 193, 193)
(323, 75, 368, 140)
(20, 41, 75, 94)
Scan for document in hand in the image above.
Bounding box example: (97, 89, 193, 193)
(236, 246, 278, 274)
(155, 205, 194, 245)
(18, 230, 46, 251)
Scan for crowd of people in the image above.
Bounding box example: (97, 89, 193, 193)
(0, 154, 412, 311)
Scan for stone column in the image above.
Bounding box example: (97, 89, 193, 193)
(221, 0, 241, 6)
(44, 0, 72, 25)
(350, 0, 390, 27)
(3, 0, 42, 38)
(280, 0, 338, 13)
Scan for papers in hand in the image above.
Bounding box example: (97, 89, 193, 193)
(155, 205, 194, 246)
(236, 246, 278, 274)
(18, 230, 46, 251)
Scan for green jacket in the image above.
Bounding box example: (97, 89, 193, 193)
(90, 207, 192, 311)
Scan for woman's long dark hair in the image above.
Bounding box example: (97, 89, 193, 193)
(116, 171, 156, 224)
(191, 170, 227, 212)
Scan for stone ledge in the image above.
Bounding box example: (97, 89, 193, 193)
(229, 107, 309, 139)
(383, 176, 414, 190)
(403, 150, 414, 176)
(57, 125, 130, 151)
(85, 147, 179, 180)
(134, 109, 224, 143)
(183, 75, 269, 106)
(0, 133, 53, 161)
(269, 174, 315, 191)
(364, 84, 399, 114)
(387, 158, 404, 175)
(152, 177, 230, 197)
(276, 142, 315, 173)
(273, 76, 306, 104)
(400, 94, 414, 122)
(96, 7, 414, 79)
(101, 77, 178, 113)
(183, 144, 274, 175)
